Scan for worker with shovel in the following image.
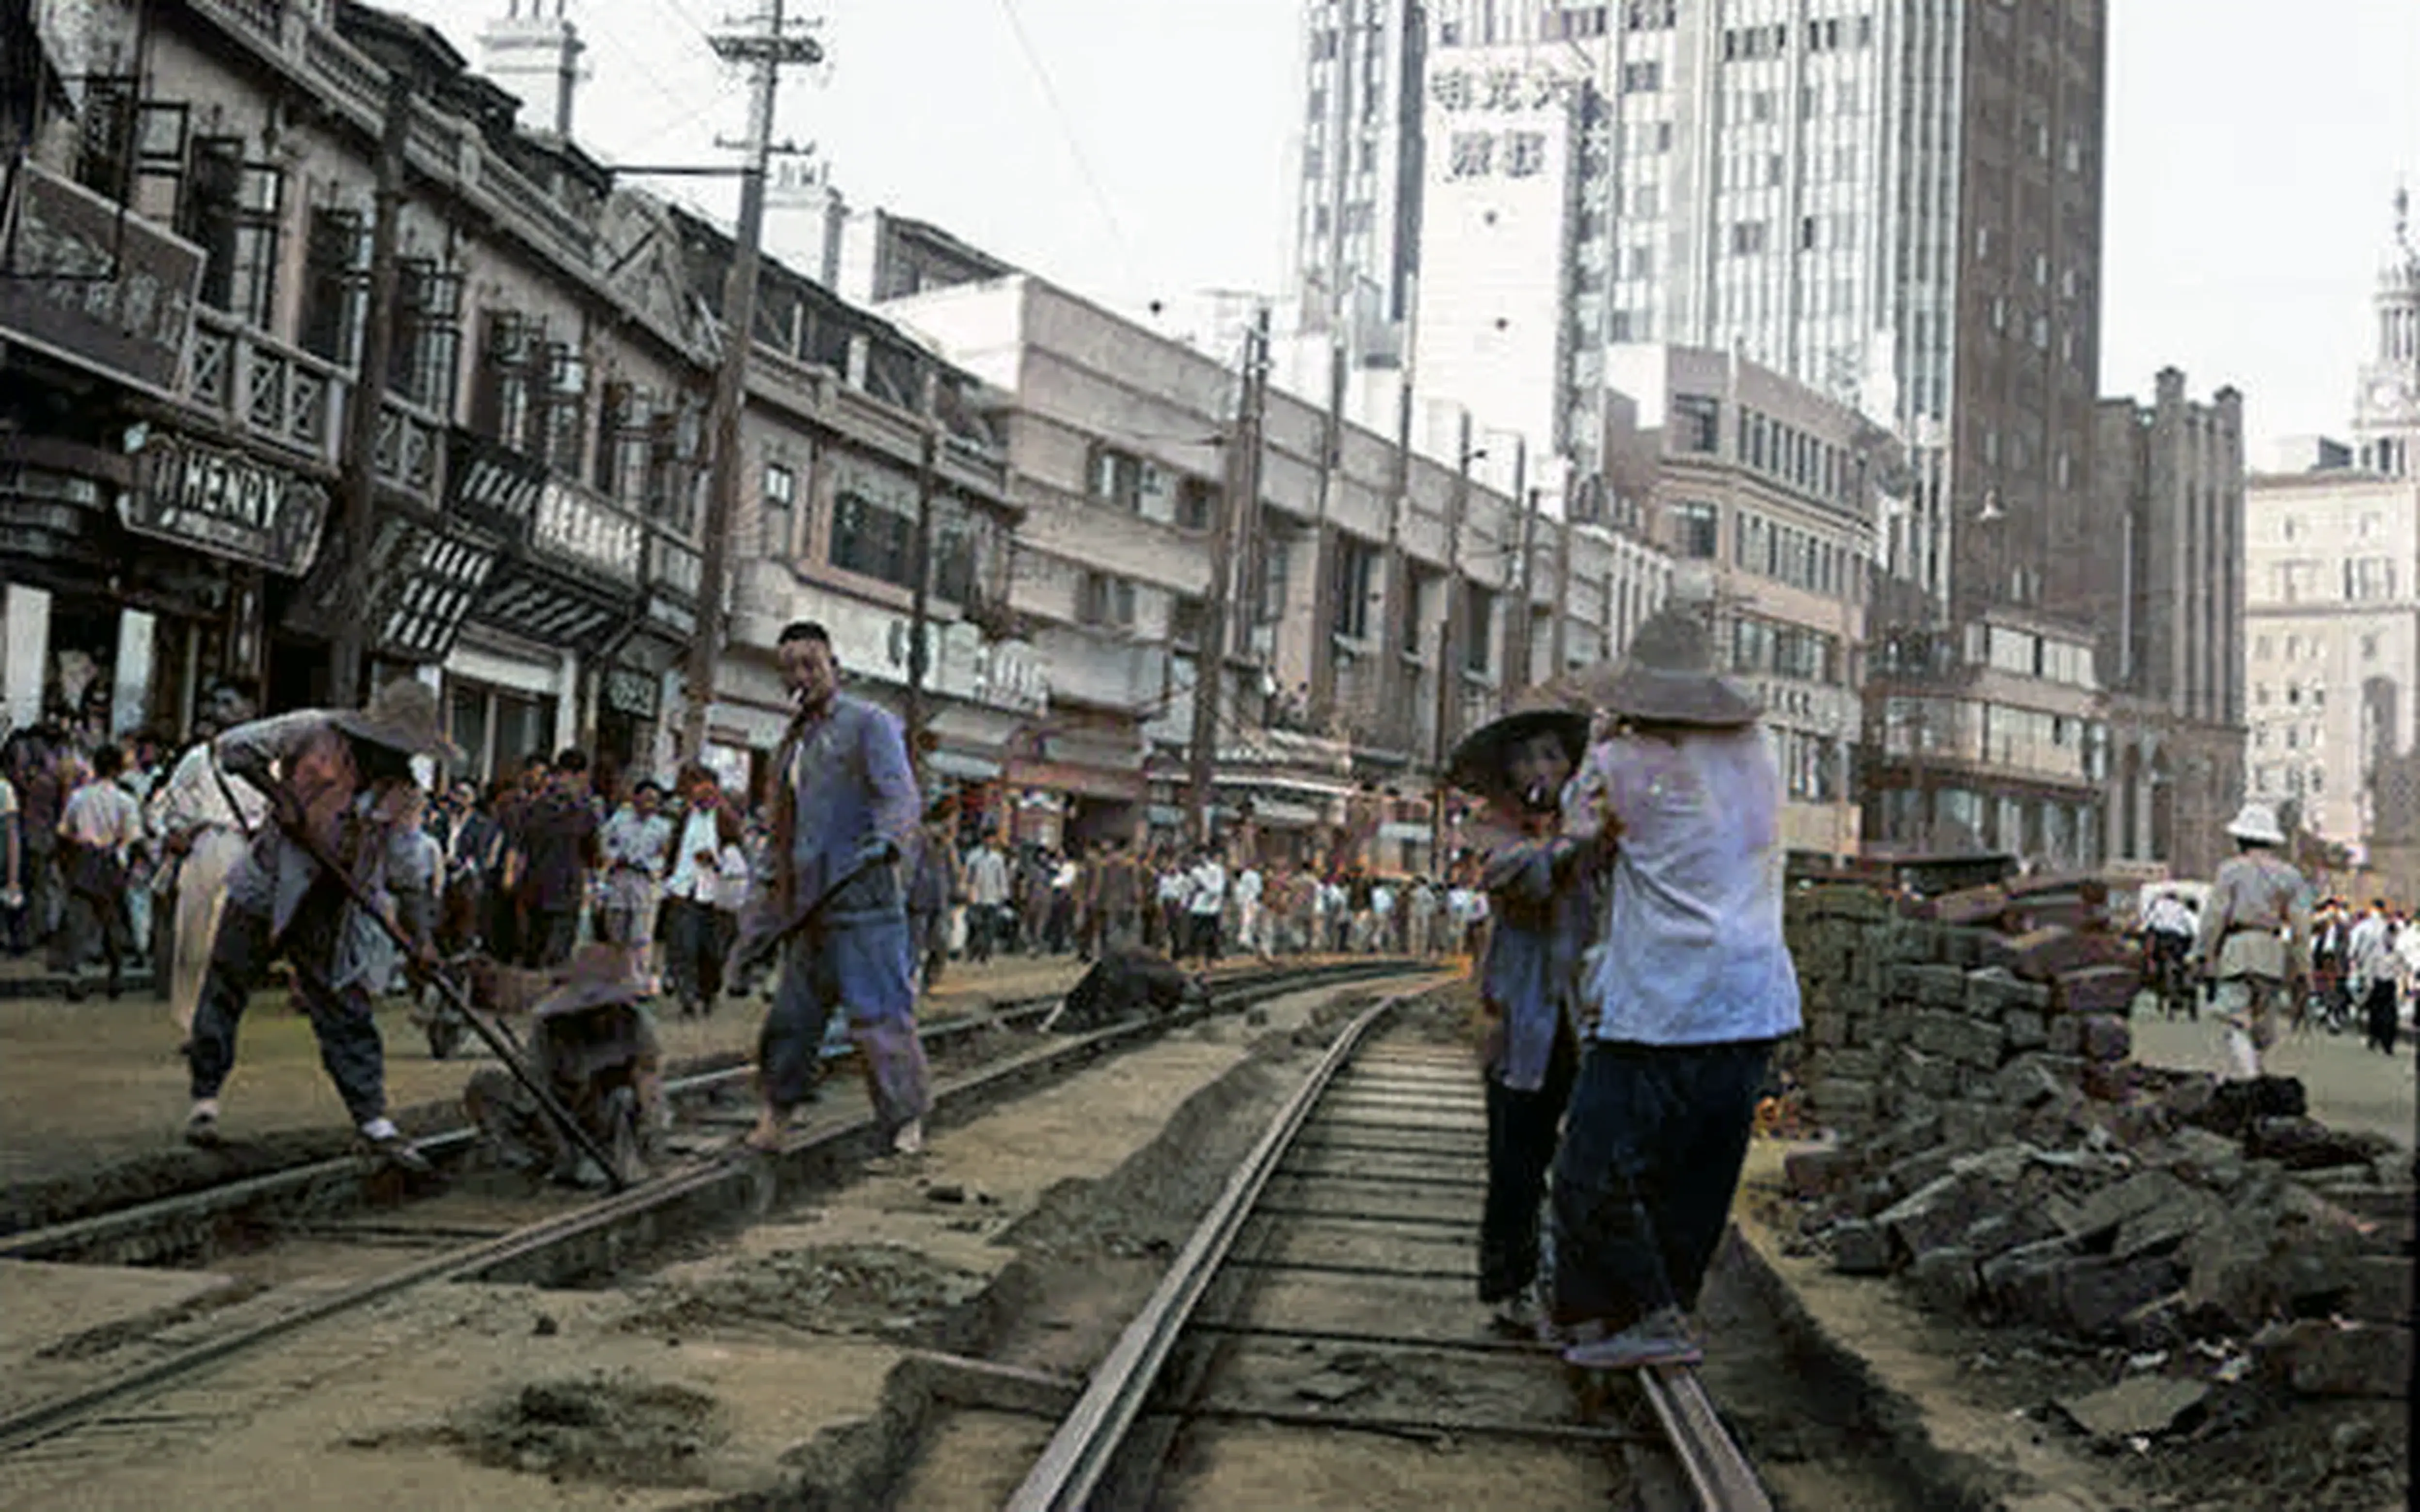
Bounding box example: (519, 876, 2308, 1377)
(464, 943, 663, 1187)
(181, 679, 456, 1172)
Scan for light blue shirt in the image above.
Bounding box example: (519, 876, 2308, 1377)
(1574, 726, 1801, 1046)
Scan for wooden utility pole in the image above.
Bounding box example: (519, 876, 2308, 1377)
(1374, 270, 1419, 751)
(680, 1, 821, 758)
(1502, 435, 1531, 711)
(904, 368, 941, 765)
(1189, 309, 1270, 846)
(331, 76, 412, 708)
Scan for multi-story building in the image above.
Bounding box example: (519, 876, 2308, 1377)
(2090, 371, 2246, 880)
(1292, 0, 1428, 380)
(1605, 344, 1885, 856)
(2243, 199, 2420, 901)
(0, 0, 1025, 798)
(882, 269, 1671, 869)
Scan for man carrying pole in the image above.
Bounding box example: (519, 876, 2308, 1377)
(181, 680, 459, 1171)
(732, 622, 928, 1158)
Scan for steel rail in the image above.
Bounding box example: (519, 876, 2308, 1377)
(0, 958, 1424, 1458)
(1003, 991, 1403, 1512)
(1636, 1364, 1774, 1512)
(0, 994, 1054, 1265)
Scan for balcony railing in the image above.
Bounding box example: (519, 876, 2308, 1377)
(186, 308, 342, 465)
(372, 398, 444, 510)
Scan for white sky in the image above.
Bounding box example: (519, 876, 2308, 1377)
(399, 0, 2420, 455)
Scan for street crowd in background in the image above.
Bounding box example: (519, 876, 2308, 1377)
(2136, 883, 2420, 1056)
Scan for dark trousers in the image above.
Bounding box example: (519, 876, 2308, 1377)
(2361, 979, 2399, 1054)
(1187, 913, 1222, 963)
(521, 907, 578, 969)
(60, 885, 130, 995)
(662, 896, 725, 1013)
(1480, 1027, 1578, 1304)
(1550, 1039, 1771, 1327)
(757, 909, 913, 1114)
(188, 899, 387, 1126)
(966, 903, 1001, 964)
(911, 909, 945, 989)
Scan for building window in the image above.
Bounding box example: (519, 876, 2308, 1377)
(761, 461, 796, 555)
(593, 384, 653, 504)
(1464, 584, 1495, 674)
(1670, 501, 1719, 558)
(1621, 61, 1662, 93)
(831, 485, 917, 588)
(389, 260, 462, 414)
(1078, 571, 1137, 629)
(1672, 394, 1720, 453)
(1088, 446, 1146, 511)
(179, 137, 283, 330)
(2345, 557, 2397, 600)
(299, 208, 368, 365)
(536, 343, 587, 474)
(1169, 593, 1207, 650)
(1332, 536, 1377, 640)
(1730, 221, 1768, 256)
(2361, 633, 2379, 661)
(474, 312, 539, 448)
(1175, 476, 1216, 531)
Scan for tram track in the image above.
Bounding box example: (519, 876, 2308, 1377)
(0, 957, 1419, 1462)
(1005, 991, 1773, 1512)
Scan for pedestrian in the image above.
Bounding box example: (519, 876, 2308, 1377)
(1408, 875, 1441, 961)
(1157, 859, 1189, 955)
(0, 758, 19, 950)
(1231, 857, 1267, 960)
(659, 763, 742, 1018)
(2346, 897, 2399, 1055)
(962, 828, 1010, 965)
(731, 621, 927, 1157)
(1184, 845, 1227, 965)
(181, 679, 453, 1170)
(1093, 839, 1140, 955)
(57, 743, 143, 1001)
(152, 687, 273, 1035)
(2188, 803, 2310, 1082)
(9, 718, 67, 958)
(1047, 848, 1079, 955)
(511, 749, 601, 969)
(1449, 693, 1596, 1337)
(1548, 606, 1802, 1370)
(598, 778, 673, 987)
(907, 802, 958, 992)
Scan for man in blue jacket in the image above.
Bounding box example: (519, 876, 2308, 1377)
(733, 622, 925, 1156)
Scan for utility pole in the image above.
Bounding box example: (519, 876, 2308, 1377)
(904, 366, 941, 767)
(1429, 412, 1474, 867)
(1503, 435, 1532, 712)
(1374, 269, 1419, 751)
(1189, 309, 1270, 846)
(331, 75, 412, 708)
(680, 1, 821, 759)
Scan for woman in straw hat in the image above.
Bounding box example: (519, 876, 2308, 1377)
(1545, 606, 1801, 1370)
(1448, 692, 1600, 1338)
(2187, 802, 2311, 1081)
(181, 679, 459, 1172)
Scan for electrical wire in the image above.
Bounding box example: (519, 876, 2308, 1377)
(993, 0, 1137, 287)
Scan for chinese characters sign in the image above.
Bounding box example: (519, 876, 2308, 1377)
(1430, 66, 1577, 114)
(1430, 64, 1573, 182)
(0, 163, 203, 396)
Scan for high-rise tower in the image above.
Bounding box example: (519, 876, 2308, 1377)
(2352, 188, 2420, 478)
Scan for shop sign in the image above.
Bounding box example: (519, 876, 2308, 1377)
(445, 426, 546, 540)
(532, 477, 643, 584)
(604, 664, 661, 718)
(0, 163, 204, 396)
(643, 534, 701, 636)
(122, 431, 328, 574)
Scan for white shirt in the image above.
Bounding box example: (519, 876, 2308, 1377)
(2142, 894, 2195, 938)
(59, 781, 143, 854)
(1235, 868, 1264, 906)
(664, 809, 727, 904)
(2346, 913, 2397, 985)
(151, 741, 265, 839)
(1371, 884, 1395, 916)
(1187, 860, 1228, 916)
(1158, 870, 1190, 904)
(964, 847, 1011, 907)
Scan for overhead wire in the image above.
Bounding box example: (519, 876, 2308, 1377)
(993, 0, 1138, 289)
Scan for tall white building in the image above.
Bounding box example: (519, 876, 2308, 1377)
(2245, 196, 2420, 898)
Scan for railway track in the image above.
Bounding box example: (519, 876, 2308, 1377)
(0, 957, 1421, 1461)
(1006, 992, 1772, 1512)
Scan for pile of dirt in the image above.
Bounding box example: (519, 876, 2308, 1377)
(621, 1243, 989, 1343)
(448, 1372, 728, 1486)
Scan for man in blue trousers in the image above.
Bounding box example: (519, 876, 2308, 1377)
(733, 622, 927, 1157)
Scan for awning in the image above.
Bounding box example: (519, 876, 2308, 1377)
(1378, 821, 1432, 842)
(1145, 804, 1186, 828)
(1007, 757, 1145, 803)
(1213, 772, 1357, 800)
(928, 750, 1002, 782)
(1250, 800, 1323, 829)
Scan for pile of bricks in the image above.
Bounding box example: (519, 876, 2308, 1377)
(1779, 877, 2415, 1412)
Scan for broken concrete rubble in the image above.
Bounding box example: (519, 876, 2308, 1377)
(1783, 881, 2416, 1404)
(2056, 1373, 2211, 1439)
